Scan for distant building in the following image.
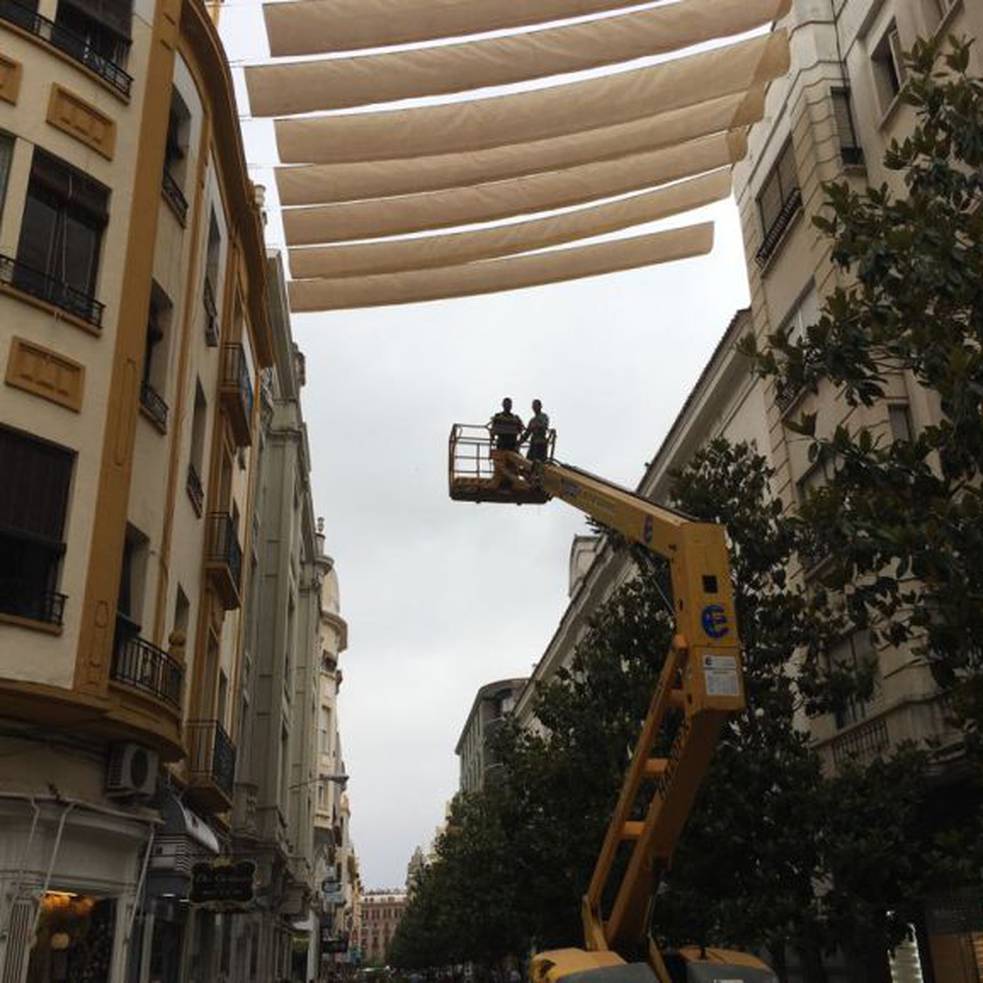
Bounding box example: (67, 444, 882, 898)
(358, 889, 408, 967)
(455, 678, 527, 793)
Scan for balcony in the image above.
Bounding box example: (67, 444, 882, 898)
(0, 577, 66, 628)
(161, 168, 189, 225)
(205, 512, 242, 609)
(139, 380, 168, 432)
(755, 186, 803, 267)
(220, 343, 254, 446)
(186, 462, 204, 516)
(831, 716, 890, 770)
(0, 0, 132, 97)
(110, 620, 183, 712)
(186, 719, 236, 812)
(0, 252, 104, 328)
(203, 278, 219, 347)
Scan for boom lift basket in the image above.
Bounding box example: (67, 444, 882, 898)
(448, 424, 555, 504)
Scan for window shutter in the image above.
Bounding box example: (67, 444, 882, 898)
(0, 428, 74, 543)
(888, 28, 908, 85)
(61, 0, 133, 39)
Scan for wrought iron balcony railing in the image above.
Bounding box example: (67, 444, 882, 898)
(220, 343, 254, 446)
(831, 716, 889, 769)
(187, 719, 236, 802)
(140, 379, 168, 431)
(0, 577, 66, 626)
(186, 462, 204, 516)
(111, 621, 183, 710)
(0, 252, 104, 327)
(161, 168, 189, 225)
(755, 187, 803, 267)
(0, 0, 133, 97)
(203, 277, 219, 347)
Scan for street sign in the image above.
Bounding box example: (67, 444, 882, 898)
(190, 860, 255, 904)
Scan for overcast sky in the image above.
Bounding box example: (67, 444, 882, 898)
(219, 3, 751, 889)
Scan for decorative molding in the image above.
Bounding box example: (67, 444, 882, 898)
(0, 54, 21, 104)
(47, 84, 117, 160)
(5, 336, 86, 412)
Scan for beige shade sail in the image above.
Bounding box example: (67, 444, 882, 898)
(283, 131, 745, 245)
(247, 0, 790, 116)
(266, 0, 661, 56)
(289, 169, 731, 279)
(275, 30, 788, 164)
(289, 223, 714, 311)
(276, 88, 762, 206)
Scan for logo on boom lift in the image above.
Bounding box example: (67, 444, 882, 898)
(700, 604, 730, 639)
(642, 516, 653, 545)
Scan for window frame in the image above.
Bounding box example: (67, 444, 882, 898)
(755, 139, 801, 265)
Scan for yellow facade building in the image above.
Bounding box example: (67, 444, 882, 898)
(0, 1, 271, 980)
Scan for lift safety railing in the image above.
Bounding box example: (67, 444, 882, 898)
(448, 423, 557, 494)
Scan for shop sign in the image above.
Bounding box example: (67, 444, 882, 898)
(322, 937, 349, 954)
(190, 860, 255, 904)
(321, 877, 340, 893)
(323, 889, 345, 905)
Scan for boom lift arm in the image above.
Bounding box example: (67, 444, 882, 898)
(448, 427, 776, 983)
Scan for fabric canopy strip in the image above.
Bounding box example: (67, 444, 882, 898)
(289, 169, 731, 279)
(289, 223, 713, 311)
(276, 89, 763, 206)
(283, 131, 745, 245)
(275, 30, 789, 164)
(265, 0, 655, 57)
(248, 0, 790, 116)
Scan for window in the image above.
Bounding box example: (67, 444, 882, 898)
(828, 631, 878, 729)
(0, 133, 12, 222)
(872, 23, 907, 114)
(203, 212, 221, 345)
(54, 0, 132, 72)
(755, 140, 800, 265)
(162, 89, 191, 221)
(12, 150, 109, 325)
(889, 404, 914, 443)
(832, 89, 863, 165)
(187, 380, 207, 514)
(140, 282, 172, 431)
(320, 706, 331, 755)
(0, 426, 74, 626)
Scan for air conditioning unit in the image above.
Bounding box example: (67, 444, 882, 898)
(106, 743, 159, 798)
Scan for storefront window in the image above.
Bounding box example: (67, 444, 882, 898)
(27, 893, 117, 983)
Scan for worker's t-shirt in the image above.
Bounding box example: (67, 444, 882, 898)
(527, 411, 550, 443)
(491, 412, 524, 449)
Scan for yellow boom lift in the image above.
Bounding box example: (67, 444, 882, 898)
(448, 425, 778, 983)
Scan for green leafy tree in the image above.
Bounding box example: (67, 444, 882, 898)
(740, 36, 983, 733)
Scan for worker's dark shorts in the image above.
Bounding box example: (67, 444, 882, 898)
(528, 442, 548, 462)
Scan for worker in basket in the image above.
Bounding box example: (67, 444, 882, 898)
(489, 397, 524, 452)
(521, 399, 550, 461)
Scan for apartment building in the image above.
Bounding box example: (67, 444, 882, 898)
(0, 2, 271, 982)
(455, 678, 528, 794)
(357, 890, 407, 968)
(514, 1, 982, 978)
(222, 251, 355, 983)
